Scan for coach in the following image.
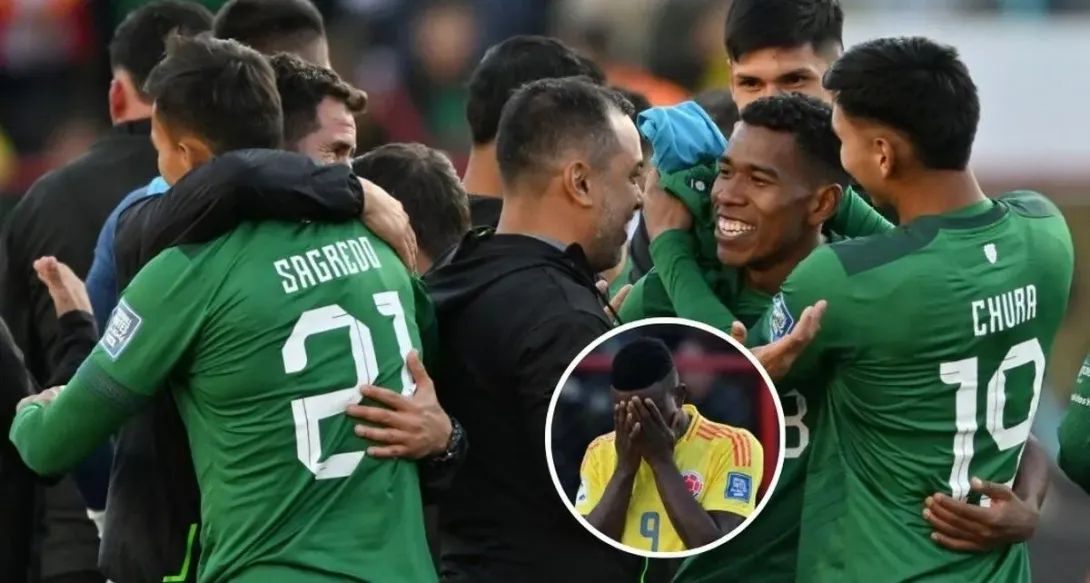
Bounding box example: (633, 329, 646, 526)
(425, 77, 643, 582)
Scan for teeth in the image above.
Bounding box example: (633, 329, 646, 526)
(717, 217, 755, 236)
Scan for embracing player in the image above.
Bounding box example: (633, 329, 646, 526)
(1059, 354, 1090, 494)
(10, 36, 439, 583)
(763, 37, 1073, 581)
(577, 337, 763, 553)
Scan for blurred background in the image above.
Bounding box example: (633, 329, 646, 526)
(2, 0, 1089, 579)
(550, 323, 780, 505)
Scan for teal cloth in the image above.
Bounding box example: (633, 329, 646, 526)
(638, 101, 728, 173)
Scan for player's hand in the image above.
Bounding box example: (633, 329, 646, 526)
(923, 478, 1039, 552)
(729, 321, 747, 346)
(596, 280, 632, 319)
(346, 350, 451, 460)
(614, 399, 642, 474)
(359, 177, 418, 273)
(630, 398, 676, 464)
(34, 257, 91, 317)
(642, 169, 693, 240)
(16, 386, 64, 411)
(749, 300, 826, 381)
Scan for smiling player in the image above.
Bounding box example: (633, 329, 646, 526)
(576, 337, 764, 553)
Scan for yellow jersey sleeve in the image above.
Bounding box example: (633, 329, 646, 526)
(574, 434, 613, 515)
(702, 427, 764, 517)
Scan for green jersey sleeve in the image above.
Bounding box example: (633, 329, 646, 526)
(1058, 353, 1090, 494)
(827, 186, 893, 238)
(9, 247, 212, 475)
(768, 245, 855, 378)
(92, 247, 212, 395)
(647, 229, 737, 332)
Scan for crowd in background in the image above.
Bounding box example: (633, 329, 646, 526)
(552, 324, 771, 502)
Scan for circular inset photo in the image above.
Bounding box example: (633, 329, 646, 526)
(545, 317, 784, 559)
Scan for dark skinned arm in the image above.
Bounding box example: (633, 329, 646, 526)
(634, 398, 726, 549)
(584, 465, 638, 541)
(645, 454, 727, 549)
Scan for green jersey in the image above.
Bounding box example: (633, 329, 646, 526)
(88, 221, 435, 583)
(1058, 352, 1090, 494)
(777, 193, 1073, 582)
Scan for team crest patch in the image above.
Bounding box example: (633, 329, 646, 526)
(687, 178, 708, 194)
(682, 471, 704, 498)
(725, 472, 753, 502)
(770, 293, 794, 342)
(575, 479, 589, 506)
(100, 300, 143, 360)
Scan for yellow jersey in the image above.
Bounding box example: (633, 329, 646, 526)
(575, 404, 764, 553)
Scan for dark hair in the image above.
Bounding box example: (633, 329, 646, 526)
(724, 0, 843, 62)
(213, 0, 325, 57)
(610, 86, 652, 126)
(694, 89, 741, 136)
(611, 337, 675, 391)
(466, 35, 606, 145)
(108, 0, 214, 96)
(352, 144, 469, 260)
(496, 77, 633, 186)
(740, 94, 847, 184)
(824, 37, 978, 171)
(145, 34, 282, 153)
(269, 53, 367, 146)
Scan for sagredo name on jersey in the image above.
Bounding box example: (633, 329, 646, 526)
(273, 236, 383, 294)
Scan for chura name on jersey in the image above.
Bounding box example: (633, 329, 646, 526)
(274, 236, 383, 295)
(970, 284, 1036, 337)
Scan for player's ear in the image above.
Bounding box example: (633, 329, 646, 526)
(809, 182, 843, 227)
(178, 136, 214, 171)
(874, 136, 896, 180)
(563, 160, 595, 208)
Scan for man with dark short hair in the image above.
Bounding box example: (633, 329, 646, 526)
(353, 144, 470, 271)
(0, 3, 213, 582)
(461, 35, 606, 227)
(780, 37, 1071, 582)
(11, 34, 442, 583)
(271, 52, 367, 165)
(578, 337, 763, 552)
(213, 0, 329, 67)
(425, 77, 642, 582)
(623, 0, 847, 287)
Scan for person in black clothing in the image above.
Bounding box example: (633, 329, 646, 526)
(0, 4, 213, 582)
(1, 259, 100, 583)
(461, 35, 606, 228)
(424, 77, 643, 583)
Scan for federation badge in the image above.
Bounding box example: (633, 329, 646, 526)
(575, 479, 589, 506)
(101, 300, 143, 360)
(725, 472, 753, 502)
(770, 293, 794, 342)
(681, 470, 704, 498)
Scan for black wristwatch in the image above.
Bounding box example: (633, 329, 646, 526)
(428, 417, 466, 464)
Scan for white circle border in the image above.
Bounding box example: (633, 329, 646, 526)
(543, 316, 787, 560)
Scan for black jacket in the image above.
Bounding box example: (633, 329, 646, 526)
(0, 119, 156, 384)
(0, 118, 156, 582)
(1, 313, 99, 583)
(425, 231, 642, 583)
(468, 194, 502, 229)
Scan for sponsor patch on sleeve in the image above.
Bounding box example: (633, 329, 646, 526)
(100, 300, 143, 360)
(575, 479, 589, 505)
(769, 293, 795, 342)
(725, 472, 753, 502)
